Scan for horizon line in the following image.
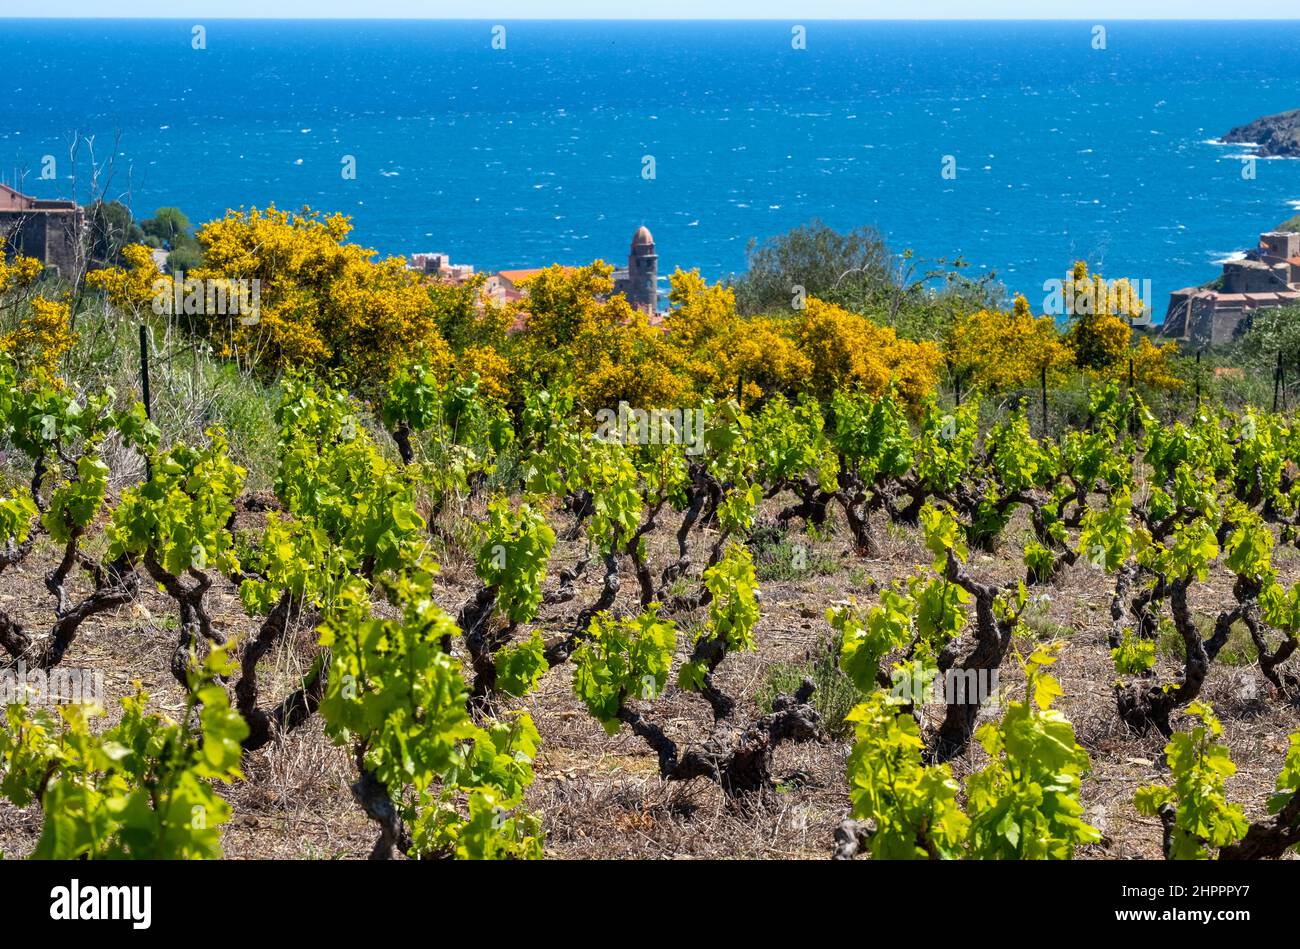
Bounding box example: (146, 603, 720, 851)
(6, 15, 1300, 20)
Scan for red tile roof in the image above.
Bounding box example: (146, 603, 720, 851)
(494, 266, 577, 285)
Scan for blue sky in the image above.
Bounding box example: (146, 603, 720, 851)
(6, 2, 1299, 18)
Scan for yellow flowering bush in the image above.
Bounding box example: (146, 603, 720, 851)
(728, 315, 813, 404)
(789, 298, 941, 409)
(0, 240, 77, 381)
(84, 243, 163, 313)
(0, 239, 45, 294)
(457, 344, 513, 403)
(661, 269, 811, 404)
(1064, 261, 1142, 372)
(1112, 336, 1184, 391)
(189, 206, 451, 389)
(79, 212, 1187, 416)
(947, 295, 1074, 393)
(508, 263, 684, 410)
(0, 296, 77, 381)
(430, 274, 511, 353)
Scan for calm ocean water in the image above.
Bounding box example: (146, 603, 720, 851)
(3, 19, 1300, 313)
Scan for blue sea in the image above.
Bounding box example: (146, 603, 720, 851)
(3, 19, 1300, 314)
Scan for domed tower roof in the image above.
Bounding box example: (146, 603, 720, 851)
(632, 225, 654, 248)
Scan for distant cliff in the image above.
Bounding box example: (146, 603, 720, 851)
(1224, 109, 1300, 158)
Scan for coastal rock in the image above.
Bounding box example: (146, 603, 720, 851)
(1223, 108, 1300, 158)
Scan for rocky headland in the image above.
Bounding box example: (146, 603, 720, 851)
(1224, 108, 1300, 158)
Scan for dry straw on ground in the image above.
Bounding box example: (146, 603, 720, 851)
(1, 500, 1297, 860)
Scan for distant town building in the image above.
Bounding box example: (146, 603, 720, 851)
(408, 251, 475, 284)
(0, 183, 85, 278)
(1161, 230, 1300, 347)
(422, 226, 663, 330)
(612, 225, 659, 315)
(485, 267, 578, 313)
